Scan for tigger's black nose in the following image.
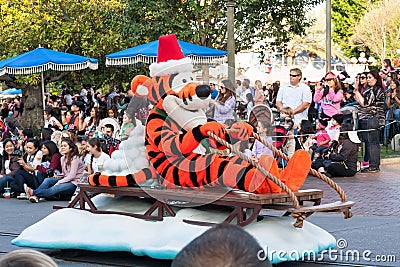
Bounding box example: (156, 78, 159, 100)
(196, 84, 211, 99)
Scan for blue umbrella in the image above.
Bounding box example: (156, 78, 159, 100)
(0, 47, 98, 109)
(0, 88, 22, 95)
(106, 40, 227, 66)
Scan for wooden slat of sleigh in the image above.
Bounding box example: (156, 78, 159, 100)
(77, 184, 323, 206)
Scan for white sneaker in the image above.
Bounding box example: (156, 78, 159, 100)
(29, 196, 39, 203)
(24, 184, 32, 198)
(17, 193, 28, 200)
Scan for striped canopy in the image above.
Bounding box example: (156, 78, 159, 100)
(0, 47, 98, 76)
(106, 40, 227, 66)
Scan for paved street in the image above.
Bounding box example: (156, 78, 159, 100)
(1, 162, 399, 266)
(303, 163, 400, 216)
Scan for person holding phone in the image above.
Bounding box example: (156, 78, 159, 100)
(313, 72, 343, 120)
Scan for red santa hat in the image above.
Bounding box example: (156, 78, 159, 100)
(149, 34, 193, 77)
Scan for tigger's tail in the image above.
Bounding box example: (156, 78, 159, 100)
(88, 167, 159, 187)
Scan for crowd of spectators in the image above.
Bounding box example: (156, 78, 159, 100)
(1, 60, 400, 201)
(0, 83, 148, 201)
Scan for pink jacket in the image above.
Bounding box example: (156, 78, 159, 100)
(314, 88, 343, 117)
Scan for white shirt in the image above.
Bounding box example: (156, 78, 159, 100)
(238, 88, 251, 103)
(44, 116, 61, 128)
(85, 152, 110, 173)
(64, 94, 73, 105)
(276, 82, 312, 125)
(4, 159, 11, 174)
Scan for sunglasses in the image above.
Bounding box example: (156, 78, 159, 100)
(360, 76, 367, 79)
(290, 74, 300, 77)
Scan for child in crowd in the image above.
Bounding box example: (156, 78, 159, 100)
(314, 119, 331, 147)
(278, 107, 296, 158)
(252, 120, 273, 158)
(309, 119, 331, 162)
(120, 112, 136, 141)
(297, 119, 315, 152)
(327, 113, 344, 143)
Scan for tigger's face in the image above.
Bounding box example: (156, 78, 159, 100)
(132, 71, 212, 131)
(161, 72, 211, 131)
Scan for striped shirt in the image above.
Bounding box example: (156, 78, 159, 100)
(358, 85, 386, 126)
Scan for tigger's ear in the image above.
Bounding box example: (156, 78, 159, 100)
(131, 75, 151, 97)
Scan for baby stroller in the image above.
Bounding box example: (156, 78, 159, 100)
(272, 117, 294, 167)
(339, 105, 359, 130)
(0, 117, 21, 141)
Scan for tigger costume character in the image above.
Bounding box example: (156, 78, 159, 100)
(89, 34, 311, 194)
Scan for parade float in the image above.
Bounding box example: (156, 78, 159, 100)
(13, 34, 354, 264)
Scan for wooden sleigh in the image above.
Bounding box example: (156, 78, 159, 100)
(54, 130, 354, 228)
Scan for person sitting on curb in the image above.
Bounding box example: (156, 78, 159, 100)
(25, 138, 84, 203)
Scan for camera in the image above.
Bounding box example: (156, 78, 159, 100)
(11, 150, 24, 157)
(46, 168, 54, 178)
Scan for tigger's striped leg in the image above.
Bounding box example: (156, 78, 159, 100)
(88, 167, 158, 187)
(213, 155, 284, 194)
(156, 154, 284, 193)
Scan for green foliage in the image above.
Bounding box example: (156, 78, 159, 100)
(0, 0, 323, 89)
(332, 0, 381, 57)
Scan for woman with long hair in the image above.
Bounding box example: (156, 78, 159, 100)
(383, 58, 394, 72)
(25, 138, 85, 203)
(354, 70, 386, 172)
(211, 79, 236, 123)
(86, 138, 110, 175)
(313, 72, 343, 120)
(78, 107, 102, 136)
(0, 138, 21, 196)
(13, 138, 43, 198)
(354, 72, 369, 94)
(384, 79, 400, 144)
(35, 140, 62, 185)
(320, 123, 361, 177)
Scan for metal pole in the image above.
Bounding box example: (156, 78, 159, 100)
(41, 71, 45, 111)
(326, 0, 332, 73)
(227, 1, 236, 87)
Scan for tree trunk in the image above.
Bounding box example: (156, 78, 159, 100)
(20, 85, 44, 133)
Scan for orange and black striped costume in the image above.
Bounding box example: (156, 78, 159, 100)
(89, 74, 311, 194)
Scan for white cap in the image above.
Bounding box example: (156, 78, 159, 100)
(343, 78, 354, 84)
(348, 131, 361, 143)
